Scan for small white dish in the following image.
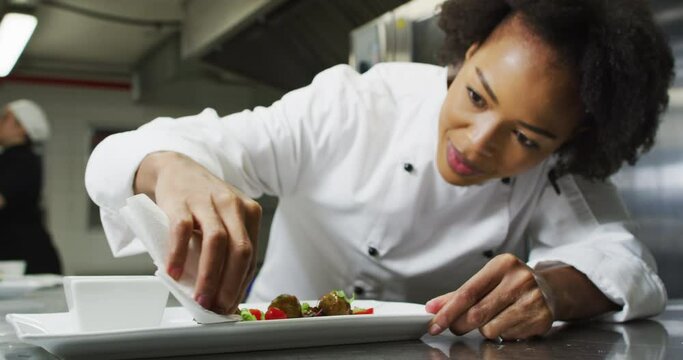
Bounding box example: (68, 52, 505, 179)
(63, 276, 169, 332)
(7, 300, 432, 360)
(0, 260, 26, 278)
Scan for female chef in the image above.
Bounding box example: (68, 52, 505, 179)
(86, 0, 674, 341)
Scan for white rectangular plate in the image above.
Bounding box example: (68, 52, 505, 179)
(6, 300, 432, 360)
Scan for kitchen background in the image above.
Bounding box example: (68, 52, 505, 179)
(0, 0, 681, 296)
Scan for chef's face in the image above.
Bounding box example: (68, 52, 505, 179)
(0, 110, 11, 141)
(436, 15, 583, 186)
(0, 109, 25, 146)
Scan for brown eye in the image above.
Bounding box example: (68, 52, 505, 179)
(512, 129, 540, 150)
(466, 86, 486, 109)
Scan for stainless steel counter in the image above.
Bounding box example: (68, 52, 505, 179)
(1, 287, 681, 359)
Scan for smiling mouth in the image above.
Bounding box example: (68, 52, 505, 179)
(446, 141, 483, 176)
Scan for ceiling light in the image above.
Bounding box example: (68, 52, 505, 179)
(0, 12, 37, 77)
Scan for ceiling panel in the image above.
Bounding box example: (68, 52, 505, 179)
(22, 0, 183, 67)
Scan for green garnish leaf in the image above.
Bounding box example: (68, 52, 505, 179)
(301, 302, 311, 313)
(333, 290, 355, 303)
(240, 308, 257, 321)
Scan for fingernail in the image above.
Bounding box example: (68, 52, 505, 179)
(168, 266, 182, 280)
(196, 295, 212, 309)
(425, 299, 436, 313)
(429, 323, 443, 335)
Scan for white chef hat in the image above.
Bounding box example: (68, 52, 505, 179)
(7, 99, 50, 142)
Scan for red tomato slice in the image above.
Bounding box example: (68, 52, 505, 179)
(249, 308, 263, 320)
(353, 307, 374, 315)
(265, 307, 287, 320)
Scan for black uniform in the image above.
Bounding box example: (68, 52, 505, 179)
(0, 144, 62, 274)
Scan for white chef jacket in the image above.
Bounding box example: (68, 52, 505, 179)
(85, 62, 666, 322)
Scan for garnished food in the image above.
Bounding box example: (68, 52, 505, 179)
(239, 308, 260, 321)
(238, 290, 373, 321)
(249, 308, 263, 319)
(265, 307, 288, 320)
(319, 290, 352, 316)
(269, 294, 303, 318)
(352, 307, 374, 315)
(301, 302, 322, 317)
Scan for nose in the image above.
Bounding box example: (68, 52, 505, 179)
(467, 115, 503, 158)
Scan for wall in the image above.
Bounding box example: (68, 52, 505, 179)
(0, 78, 282, 275)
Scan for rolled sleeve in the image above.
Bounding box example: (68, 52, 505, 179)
(85, 109, 224, 211)
(84, 64, 369, 258)
(85, 109, 229, 256)
(526, 174, 667, 321)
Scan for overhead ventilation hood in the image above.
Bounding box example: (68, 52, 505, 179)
(198, 0, 409, 91)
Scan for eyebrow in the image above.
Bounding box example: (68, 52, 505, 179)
(475, 67, 499, 105)
(475, 66, 558, 140)
(517, 121, 558, 139)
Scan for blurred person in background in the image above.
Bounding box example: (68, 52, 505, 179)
(0, 99, 62, 274)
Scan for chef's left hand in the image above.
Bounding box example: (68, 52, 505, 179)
(425, 253, 555, 341)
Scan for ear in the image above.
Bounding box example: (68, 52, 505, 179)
(465, 42, 480, 61)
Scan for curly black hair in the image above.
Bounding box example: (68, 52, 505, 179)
(438, 0, 675, 181)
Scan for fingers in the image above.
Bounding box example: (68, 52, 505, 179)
(151, 155, 260, 314)
(233, 257, 257, 312)
(428, 255, 509, 335)
(478, 287, 553, 340)
(234, 200, 261, 307)
(477, 304, 525, 341)
(449, 265, 537, 335)
(508, 288, 553, 339)
(425, 291, 454, 314)
(162, 201, 194, 280)
(162, 190, 260, 314)
(236, 201, 261, 305)
(191, 197, 229, 310)
(428, 254, 552, 340)
(212, 195, 255, 313)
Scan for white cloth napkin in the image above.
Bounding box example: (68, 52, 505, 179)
(120, 194, 239, 324)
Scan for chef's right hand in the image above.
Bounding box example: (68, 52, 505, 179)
(134, 151, 262, 315)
